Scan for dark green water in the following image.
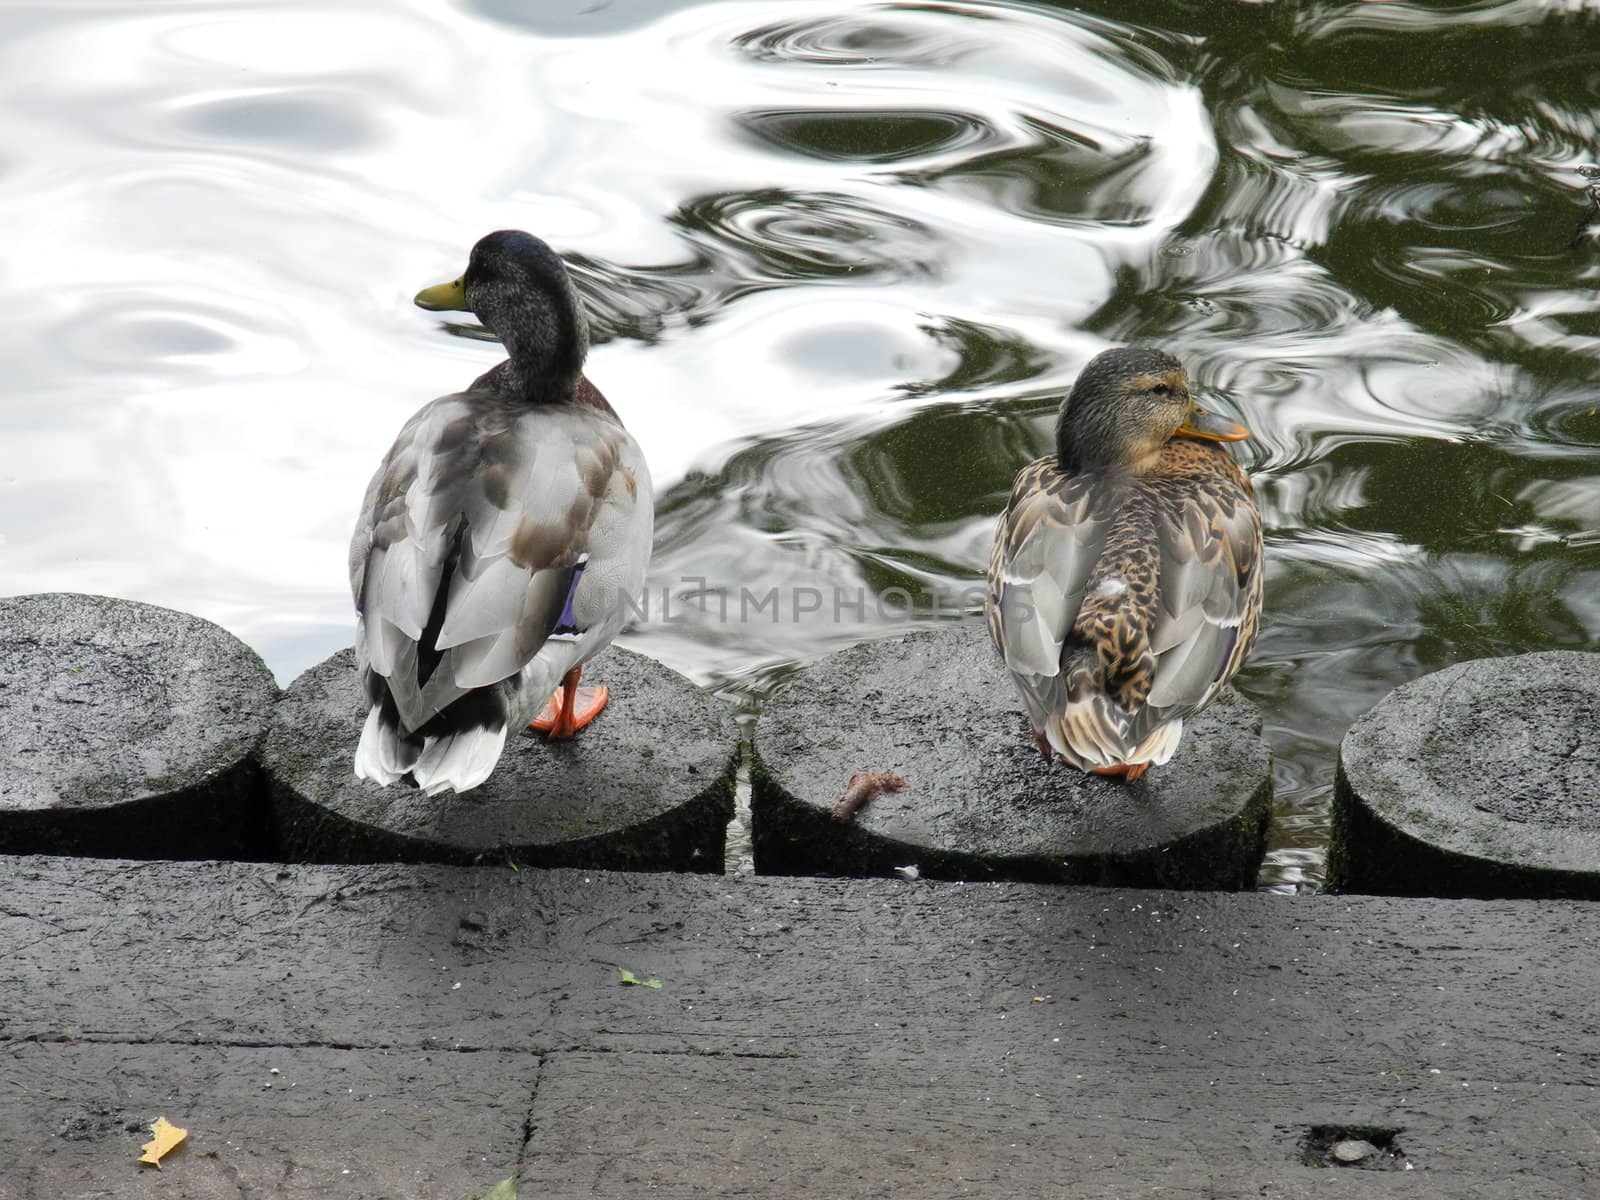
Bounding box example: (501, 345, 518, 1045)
(3, 0, 1597, 888)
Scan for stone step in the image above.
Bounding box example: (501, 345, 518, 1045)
(751, 623, 1272, 888)
(1329, 651, 1600, 899)
(2, 855, 1596, 1198)
(260, 646, 738, 871)
(0, 592, 277, 860)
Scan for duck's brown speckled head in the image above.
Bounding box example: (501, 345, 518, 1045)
(1055, 347, 1247, 474)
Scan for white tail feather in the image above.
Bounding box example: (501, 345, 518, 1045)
(1135, 718, 1183, 767)
(1045, 704, 1184, 772)
(354, 704, 509, 796)
(354, 705, 418, 786)
(408, 724, 509, 796)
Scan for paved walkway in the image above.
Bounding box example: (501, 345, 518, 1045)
(2, 856, 1597, 1198)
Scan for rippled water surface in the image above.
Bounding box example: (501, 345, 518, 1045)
(5, 0, 1599, 889)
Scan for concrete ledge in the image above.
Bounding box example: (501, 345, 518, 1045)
(1, 1042, 534, 1200)
(0, 593, 277, 860)
(751, 624, 1272, 887)
(1329, 652, 1600, 899)
(2, 856, 1597, 1198)
(259, 647, 738, 871)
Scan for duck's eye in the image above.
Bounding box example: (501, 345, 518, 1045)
(1151, 383, 1171, 396)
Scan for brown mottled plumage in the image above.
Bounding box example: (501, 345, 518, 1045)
(986, 347, 1262, 781)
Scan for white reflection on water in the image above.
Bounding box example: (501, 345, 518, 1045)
(0, 0, 1213, 679)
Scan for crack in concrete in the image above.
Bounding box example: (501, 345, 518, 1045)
(3, 1032, 803, 1061)
(5, 1032, 515, 1055)
(512, 1052, 544, 1187)
(592, 1045, 805, 1060)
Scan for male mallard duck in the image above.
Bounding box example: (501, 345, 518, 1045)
(349, 230, 653, 795)
(986, 347, 1262, 782)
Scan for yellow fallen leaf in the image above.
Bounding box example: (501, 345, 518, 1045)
(139, 1116, 188, 1168)
(471, 1179, 518, 1200)
(617, 967, 662, 989)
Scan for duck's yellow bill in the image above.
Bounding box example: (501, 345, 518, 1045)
(1177, 405, 1250, 442)
(414, 276, 468, 311)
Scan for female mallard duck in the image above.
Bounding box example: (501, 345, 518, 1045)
(349, 230, 653, 795)
(986, 347, 1262, 782)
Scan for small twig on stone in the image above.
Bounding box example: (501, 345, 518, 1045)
(832, 771, 909, 822)
(1570, 165, 1600, 250)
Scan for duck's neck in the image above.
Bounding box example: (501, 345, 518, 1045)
(482, 311, 588, 404)
(472, 358, 581, 405)
(1055, 404, 1166, 476)
(501, 357, 582, 404)
(1056, 441, 1163, 477)
(466, 266, 591, 404)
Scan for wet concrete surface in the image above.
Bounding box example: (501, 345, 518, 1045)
(3, 1041, 532, 1199)
(0, 593, 278, 859)
(1330, 651, 1600, 899)
(752, 625, 1272, 888)
(3, 855, 1597, 1198)
(261, 647, 738, 870)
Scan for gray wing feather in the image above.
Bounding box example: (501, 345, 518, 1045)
(348, 465, 384, 610)
(352, 394, 647, 730)
(1144, 496, 1260, 712)
(1146, 620, 1234, 709)
(989, 473, 1106, 680)
(447, 567, 574, 689)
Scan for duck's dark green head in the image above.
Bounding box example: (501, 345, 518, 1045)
(1055, 347, 1248, 474)
(416, 230, 589, 396)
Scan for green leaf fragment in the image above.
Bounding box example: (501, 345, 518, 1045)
(468, 1179, 518, 1200)
(617, 967, 663, 989)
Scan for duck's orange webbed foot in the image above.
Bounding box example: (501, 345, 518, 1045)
(529, 666, 609, 739)
(1090, 761, 1152, 783)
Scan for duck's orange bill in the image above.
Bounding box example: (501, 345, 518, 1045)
(1177, 405, 1250, 442)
